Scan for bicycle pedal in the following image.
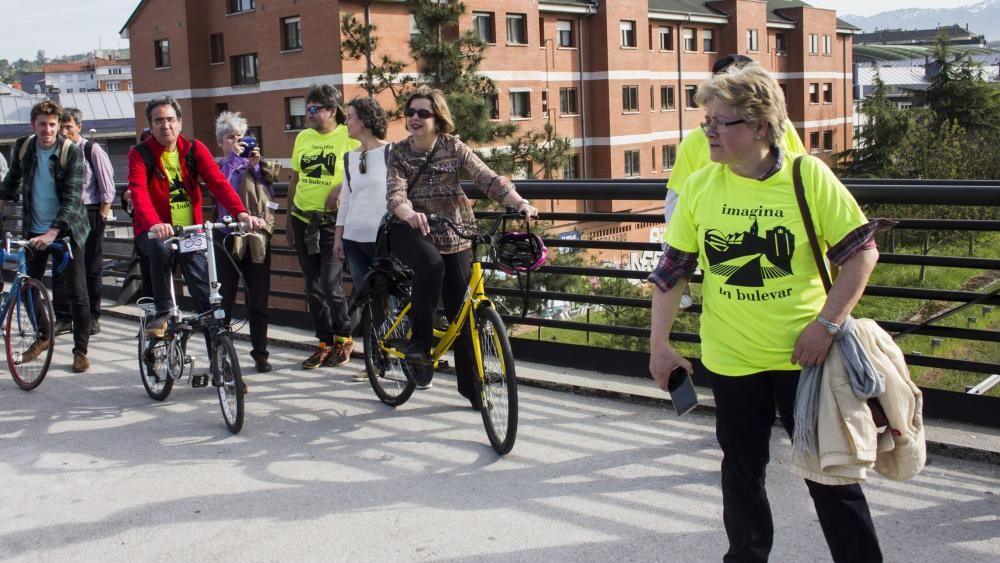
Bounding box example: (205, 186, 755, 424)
(184, 355, 194, 364)
(191, 374, 209, 388)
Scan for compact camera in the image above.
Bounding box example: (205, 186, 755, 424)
(239, 136, 258, 158)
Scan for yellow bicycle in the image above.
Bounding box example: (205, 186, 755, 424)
(359, 211, 543, 455)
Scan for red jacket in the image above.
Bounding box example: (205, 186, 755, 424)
(127, 135, 248, 236)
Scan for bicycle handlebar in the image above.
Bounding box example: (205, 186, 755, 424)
(146, 218, 249, 240)
(427, 209, 531, 242)
(2, 233, 73, 273)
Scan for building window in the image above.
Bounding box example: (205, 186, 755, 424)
(228, 0, 254, 14)
(282, 16, 302, 50)
(509, 91, 531, 118)
(622, 85, 639, 112)
(809, 33, 819, 54)
(823, 130, 834, 151)
(487, 93, 500, 119)
(703, 29, 715, 52)
(286, 97, 305, 130)
(556, 20, 573, 47)
(539, 16, 546, 46)
(506, 13, 527, 44)
(559, 87, 578, 115)
(563, 154, 579, 179)
(809, 83, 819, 104)
(660, 85, 675, 110)
(409, 15, 421, 40)
(624, 150, 640, 177)
(651, 146, 657, 171)
(473, 12, 495, 43)
(683, 28, 696, 51)
(542, 90, 549, 117)
(649, 86, 655, 111)
(657, 27, 673, 51)
(823, 34, 833, 55)
(210, 33, 225, 63)
(620, 20, 636, 48)
(775, 33, 787, 53)
(823, 82, 833, 103)
(746, 28, 758, 52)
(684, 85, 698, 109)
(110, 67, 123, 75)
(231, 53, 258, 85)
(154, 39, 170, 68)
(810, 131, 820, 153)
(662, 144, 676, 170)
(106, 82, 120, 92)
(215, 103, 229, 116)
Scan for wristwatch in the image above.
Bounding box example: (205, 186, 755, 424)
(816, 315, 841, 336)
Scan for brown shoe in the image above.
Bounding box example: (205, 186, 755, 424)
(323, 338, 354, 367)
(302, 345, 331, 369)
(21, 338, 50, 363)
(144, 314, 169, 338)
(73, 352, 90, 373)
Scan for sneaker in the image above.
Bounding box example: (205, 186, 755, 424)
(21, 338, 50, 363)
(416, 382, 434, 390)
(352, 370, 368, 382)
(144, 314, 169, 338)
(302, 345, 331, 369)
(72, 352, 90, 373)
(89, 319, 101, 335)
(403, 342, 434, 387)
(323, 338, 354, 367)
(54, 319, 72, 336)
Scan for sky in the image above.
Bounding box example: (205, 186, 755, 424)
(0, 0, 982, 63)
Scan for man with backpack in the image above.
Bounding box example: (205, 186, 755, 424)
(54, 108, 116, 336)
(128, 96, 263, 339)
(0, 100, 92, 372)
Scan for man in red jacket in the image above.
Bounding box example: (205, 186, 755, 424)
(128, 96, 264, 337)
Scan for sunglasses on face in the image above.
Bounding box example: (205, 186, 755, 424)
(404, 108, 435, 119)
(306, 105, 330, 115)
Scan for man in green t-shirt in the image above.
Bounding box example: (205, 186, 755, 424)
(286, 84, 360, 369)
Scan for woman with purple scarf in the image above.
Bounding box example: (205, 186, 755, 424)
(215, 111, 279, 373)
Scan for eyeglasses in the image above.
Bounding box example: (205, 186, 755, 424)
(699, 118, 746, 132)
(404, 108, 435, 119)
(359, 150, 368, 174)
(152, 116, 178, 126)
(306, 105, 330, 115)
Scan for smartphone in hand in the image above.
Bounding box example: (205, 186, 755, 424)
(667, 366, 698, 416)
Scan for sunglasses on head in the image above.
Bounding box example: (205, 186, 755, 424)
(306, 105, 330, 115)
(404, 108, 435, 119)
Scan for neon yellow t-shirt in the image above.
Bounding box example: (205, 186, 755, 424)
(664, 156, 869, 376)
(290, 125, 360, 221)
(666, 118, 807, 197)
(162, 150, 194, 226)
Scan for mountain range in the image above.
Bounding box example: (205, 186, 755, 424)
(842, 0, 1000, 41)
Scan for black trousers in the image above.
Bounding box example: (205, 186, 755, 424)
(389, 222, 476, 396)
(708, 367, 883, 563)
(27, 234, 89, 355)
(54, 207, 105, 321)
(218, 232, 271, 360)
(290, 216, 351, 341)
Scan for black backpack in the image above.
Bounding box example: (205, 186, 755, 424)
(132, 140, 200, 184)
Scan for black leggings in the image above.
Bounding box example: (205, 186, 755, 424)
(389, 222, 476, 395)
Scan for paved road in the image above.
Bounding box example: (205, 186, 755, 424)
(1, 316, 997, 562)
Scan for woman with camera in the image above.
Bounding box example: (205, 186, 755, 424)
(215, 111, 278, 373)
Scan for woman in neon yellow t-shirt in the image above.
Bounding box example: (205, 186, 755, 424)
(647, 64, 888, 562)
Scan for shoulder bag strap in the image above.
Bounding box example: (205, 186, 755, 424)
(793, 155, 833, 294)
(407, 140, 439, 195)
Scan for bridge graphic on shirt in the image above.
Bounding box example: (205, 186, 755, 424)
(300, 151, 337, 179)
(703, 217, 795, 287)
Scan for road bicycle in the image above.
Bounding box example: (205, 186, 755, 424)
(359, 211, 540, 455)
(0, 234, 71, 390)
(136, 220, 247, 433)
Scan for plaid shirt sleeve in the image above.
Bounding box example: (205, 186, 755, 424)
(647, 244, 699, 292)
(827, 218, 897, 265)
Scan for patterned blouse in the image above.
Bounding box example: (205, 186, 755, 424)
(386, 134, 515, 254)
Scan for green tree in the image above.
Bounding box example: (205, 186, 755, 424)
(917, 31, 1000, 133)
(835, 70, 907, 177)
(339, 12, 408, 115)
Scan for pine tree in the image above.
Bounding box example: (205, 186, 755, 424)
(835, 70, 907, 177)
(339, 13, 407, 114)
(917, 31, 1000, 133)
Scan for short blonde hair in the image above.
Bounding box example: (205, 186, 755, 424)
(695, 64, 787, 145)
(406, 85, 455, 135)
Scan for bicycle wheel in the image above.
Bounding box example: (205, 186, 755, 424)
(363, 291, 415, 406)
(138, 327, 175, 401)
(213, 333, 245, 434)
(474, 306, 518, 455)
(5, 278, 55, 390)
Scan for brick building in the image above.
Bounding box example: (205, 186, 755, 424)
(121, 0, 855, 270)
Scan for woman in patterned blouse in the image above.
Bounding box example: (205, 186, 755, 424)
(386, 85, 537, 407)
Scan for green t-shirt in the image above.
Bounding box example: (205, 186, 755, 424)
(162, 150, 194, 226)
(666, 118, 807, 197)
(664, 156, 869, 376)
(290, 125, 360, 221)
